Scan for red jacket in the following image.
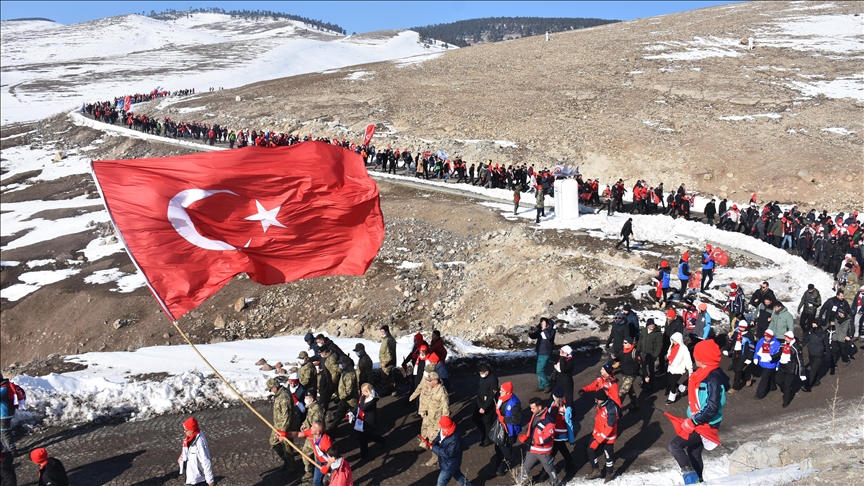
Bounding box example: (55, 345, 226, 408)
(581, 376, 623, 408)
(592, 399, 619, 445)
(428, 338, 447, 363)
(519, 408, 555, 454)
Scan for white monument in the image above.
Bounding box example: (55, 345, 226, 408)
(554, 179, 580, 220)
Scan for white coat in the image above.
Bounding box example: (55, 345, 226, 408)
(666, 332, 694, 376)
(179, 431, 214, 485)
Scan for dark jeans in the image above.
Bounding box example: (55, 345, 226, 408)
(776, 370, 799, 406)
(552, 440, 575, 468)
(493, 442, 517, 474)
(700, 269, 714, 291)
(616, 236, 630, 250)
(640, 356, 656, 386)
(356, 429, 386, 456)
(472, 406, 494, 443)
(0, 417, 14, 451)
(732, 360, 754, 390)
(807, 354, 824, 387)
(755, 368, 776, 398)
(668, 431, 706, 480)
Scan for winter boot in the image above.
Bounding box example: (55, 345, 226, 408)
(586, 468, 603, 480)
(666, 391, 677, 405)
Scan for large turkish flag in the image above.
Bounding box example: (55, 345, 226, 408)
(91, 142, 385, 321)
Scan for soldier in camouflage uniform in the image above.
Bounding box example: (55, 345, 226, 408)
(330, 356, 359, 429)
(314, 357, 334, 414)
(323, 348, 342, 390)
(353, 343, 374, 387)
(297, 351, 317, 390)
(268, 376, 298, 473)
(417, 371, 451, 466)
(300, 388, 324, 484)
(379, 325, 398, 395)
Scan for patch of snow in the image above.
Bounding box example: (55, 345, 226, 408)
(821, 127, 856, 135)
(718, 113, 783, 121)
(176, 105, 207, 114)
(0, 260, 21, 267)
(392, 52, 444, 67)
(756, 14, 862, 54)
(25, 259, 54, 268)
(396, 261, 423, 270)
(1, 269, 81, 301)
(78, 236, 125, 261)
(784, 75, 864, 101)
(344, 70, 373, 81)
(83, 268, 146, 293)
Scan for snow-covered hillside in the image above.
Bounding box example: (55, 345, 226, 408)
(0, 13, 455, 125)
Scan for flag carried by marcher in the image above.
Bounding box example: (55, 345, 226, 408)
(663, 411, 721, 450)
(363, 124, 375, 146)
(91, 142, 385, 321)
(437, 150, 449, 161)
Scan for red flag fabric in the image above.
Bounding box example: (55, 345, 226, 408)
(710, 247, 729, 266)
(124, 95, 131, 109)
(91, 142, 385, 321)
(662, 412, 721, 450)
(363, 124, 375, 146)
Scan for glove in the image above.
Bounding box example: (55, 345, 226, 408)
(744, 360, 752, 365)
(681, 418, 696, 434)
(722, 350, 729, 356)
(347, 411, 355, 423)
(722, 307, 727, 313)
(276, 430, 287, 439)
(800, 376, 807, 382)
(518, 433, 528, 444)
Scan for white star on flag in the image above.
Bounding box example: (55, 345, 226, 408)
(245, 200, 287, 233)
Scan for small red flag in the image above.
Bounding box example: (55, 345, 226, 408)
(124, 95, 131, 109)
(91, 142, 385, 321)
(363, 124, 375, 146)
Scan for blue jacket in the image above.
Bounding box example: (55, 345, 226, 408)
(660, 268, 671, 289)
(702, 252, 715, 271)
(500, 395, 522, 437)
(0, 381, 13, 419)
(687, 368, 729, 426)
(551, 402, 576, 442)
(694, 311, 712, 340)
(678, 261, 690, 281)
(432, 430, 465, 475)
(753, 338, 782, 369)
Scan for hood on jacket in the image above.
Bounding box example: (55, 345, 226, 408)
(670, 332, 684, 345)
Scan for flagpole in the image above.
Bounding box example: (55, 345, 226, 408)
(169, 320, 322, 470)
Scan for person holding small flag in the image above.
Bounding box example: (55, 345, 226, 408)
(664, 339, 729, 485)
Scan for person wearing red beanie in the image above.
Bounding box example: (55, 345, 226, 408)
(30, 447, 68, 486)
(179, 417, 214, 486)
(430, 415, 474, 485)
(668, 339, 730, 484)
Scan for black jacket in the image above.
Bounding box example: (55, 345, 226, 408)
(476, 372, 499, 411)
(704, 202, 717, 219)
(778, 341, 804, 375)
(620, 220, 633, 238)
(749, 287, 776, 309)
(803, 329, 829, 357)
(618, 350, 640, 376)
(529, 323, 556, 356)
(355, 394, 378, 430)
(665, 317, 685, 340)
(818, 297, 852, 325)
(554, 356, 575, 395)
(38, 458, 68, 486)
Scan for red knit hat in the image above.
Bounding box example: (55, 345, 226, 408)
(30, 448, 48, 464)
(666, 309, 677, 318)
(439, 416, 456, 436)
(183, 417, 200, 433)
(693, 339, 721, 367)
(730, 282, 738, 289)
(414, 333, 424, 342)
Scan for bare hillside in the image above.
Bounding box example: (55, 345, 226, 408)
(137, 1, 863, 208)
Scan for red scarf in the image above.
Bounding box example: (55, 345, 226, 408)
(736, 329, 744, 344)
(782, 341, 791, 356)
(688, 363, 718, 415)
(668, 343, 680, 364)
(761, 339, 772, 354)
(183, 431, 199, 448)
